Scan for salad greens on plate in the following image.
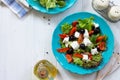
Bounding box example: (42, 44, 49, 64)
(27, 0, 77, 14)
(36, 0, 66, 10)
(52, 12, 114, 74)
(57, 17, 107, 68)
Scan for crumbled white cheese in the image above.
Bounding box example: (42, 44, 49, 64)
(83, 55, 89, 60)
(74, 31, 80, 38)
(70, 41, 79, 50)
(84, 29, 89, 38)
(91, 48, 99, 55)
(65, 43, 69, 47)
(83, 38, 92, 46)
(93, 22, 99, 28)
(63, 37, 69, 43)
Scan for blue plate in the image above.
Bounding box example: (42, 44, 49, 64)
(52, 12, 114, 74)
(26, 0, 77, 14)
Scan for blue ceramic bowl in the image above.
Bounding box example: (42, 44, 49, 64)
(52, 12, 114, 74)
(26, 0, 77, 14)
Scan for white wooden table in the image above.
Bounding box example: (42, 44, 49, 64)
(0, 0, 120, 80)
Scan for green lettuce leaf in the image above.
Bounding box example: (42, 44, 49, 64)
(40, 0, 56, 10)
(61, 23, 72, 34)
(57, 1, 66, 7)
(89, 34, 100, 44)
(73, 58, 83, 66)
(77, 17, 94, 31)
(92, 53, 102, 62)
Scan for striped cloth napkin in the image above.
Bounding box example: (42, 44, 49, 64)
(1, 0, 30, 18)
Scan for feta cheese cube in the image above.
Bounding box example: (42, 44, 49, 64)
(83, 55, 89, 60)
(70, 41, 79, 50)
(65, 43, 69, 47)
(74, 31, 80, 38)
(63, 37, 69, 43)
(93, 22, 99, 28)
(91, 48, 99, 55)
(84, 29, 89, 38)
(83, 38, 92, 46)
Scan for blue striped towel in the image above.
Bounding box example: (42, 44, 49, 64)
(1, 0, 30, 18)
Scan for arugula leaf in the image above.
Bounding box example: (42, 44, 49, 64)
(59, 39, 66, 48)
(103, 35, 107, 41)
(74, 49, 85, 53)
(61, 23, 72, 34)
(57, 1, 66, 7)
(46, 0, 56, 9)
(73, 58, 83, 66)
(89, 34, 100, 44)
(40, 0, 56, 10)
(39, 0, 46, 7)
(39, 0, 66, 10)
(92, 53, 102, 62)
(77, 17, 94, 31)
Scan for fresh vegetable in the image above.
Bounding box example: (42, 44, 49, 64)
(77, 17, 94, 31)
(59, 34, 67, 39)
(57, 16, 107, 68)
(39, 0, 66, 10)
(61, 23, 72, 34)
(66, 54, 73, 63)
(83, 60, 99, 68)
(77, 34, 83, 44)
(69, 27, 77, 35)
(92, 53, 102, 62)
(72, 21, 78, 27)
(57, 48, 70, 53)
(89, 30, 94, 36)
(90, 34, 100, 44)
(96, 35, 107, 42)
(88, 54, 92, 60)
(59, 39, 66, 48)
(57, 1, 66, 7)
(73, 53, 83, 58)
(98, 42, 106, 51)
(73, 58, 83, 66)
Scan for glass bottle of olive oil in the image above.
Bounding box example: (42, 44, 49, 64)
(34, 60, 57, 80)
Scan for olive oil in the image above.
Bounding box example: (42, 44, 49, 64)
(34, 60, 57, 80)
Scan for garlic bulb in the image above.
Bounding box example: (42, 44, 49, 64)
(93, 0, 109, 10)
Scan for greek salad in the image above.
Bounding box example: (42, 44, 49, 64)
(57, 17, 107, 68)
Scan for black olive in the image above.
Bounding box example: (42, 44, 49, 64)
(94, 27, 100, 34)
(97, 46, 101, 51)
(69, 35, 76, 41)
(80, 44, 86, 49)
(78, 29, 85, 34)
(67, 48, 73, 54)
(92, 25, 95, 30)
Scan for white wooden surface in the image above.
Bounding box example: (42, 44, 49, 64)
(0, 0, 120, 80)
